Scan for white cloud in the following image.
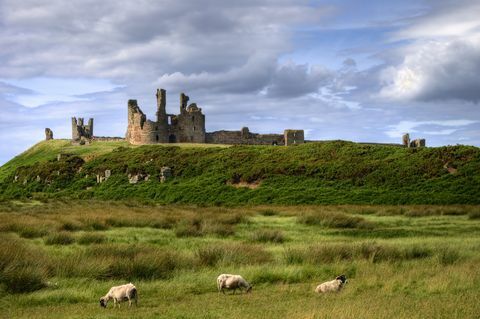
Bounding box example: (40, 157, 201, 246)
(385, 119, 477, 138)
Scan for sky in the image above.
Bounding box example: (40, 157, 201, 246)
(1, 0, 479, 165)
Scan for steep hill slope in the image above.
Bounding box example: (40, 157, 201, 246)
(1, 140, 479, 204)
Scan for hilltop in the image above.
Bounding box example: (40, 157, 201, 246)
(0, 140, 479, 204)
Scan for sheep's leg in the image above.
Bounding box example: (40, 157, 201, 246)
(128, 298, 132, 307)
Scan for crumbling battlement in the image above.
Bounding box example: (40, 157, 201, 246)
(72, 117, 93, 143)
(125, 88, 303, 146)
(402, 133, 426, 148)
(205, 127, 286, 145)
(126, 89, 206, 144)
(45, 128, 53, 140)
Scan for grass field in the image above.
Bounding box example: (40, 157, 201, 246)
(0, 201, 479, 318)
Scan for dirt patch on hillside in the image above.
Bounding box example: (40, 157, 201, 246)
(227, 180, 262, 189)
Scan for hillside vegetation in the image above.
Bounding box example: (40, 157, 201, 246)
(1, 140, 479, 204)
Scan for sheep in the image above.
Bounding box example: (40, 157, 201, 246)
(217, 274, 252, 294)
(99, 283, 138, 308)
(315, 275, 347, 293)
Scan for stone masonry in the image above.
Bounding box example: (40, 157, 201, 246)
(72, 117, 94, 143)
(126, 89, 206, 144)
(45, 128, 53, 140)
(125, 89, 304, 146)
(284, 130, 305, 146)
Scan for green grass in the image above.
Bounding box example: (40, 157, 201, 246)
(0, 201, 479, 318)
(1, 140, 480, 205)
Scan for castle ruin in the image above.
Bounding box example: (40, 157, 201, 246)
(126, 89, 304, 146)
(45, 128, 53, 140)
(72, 117, 94, 144)
(126, 89, 206, 144)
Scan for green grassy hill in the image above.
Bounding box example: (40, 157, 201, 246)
(1, 139, 479, 204)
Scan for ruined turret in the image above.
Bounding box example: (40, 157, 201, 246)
(402, 133, 410, 147)
(284, 130, 304, 146)
(45, 128, 53, 140)
(72, 117, 93, 144)
(180, 93, 189, 114)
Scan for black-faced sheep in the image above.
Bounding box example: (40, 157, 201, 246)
(315, 275, 347, 293)
(99, 283, 138, 308)
(217, 274, 252, 294)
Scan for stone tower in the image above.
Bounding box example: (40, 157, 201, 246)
(284, 130, 304, 146)
(72, 117, 93, 141)
(169, 93, 206, 143)
(45, 128, 53, 140)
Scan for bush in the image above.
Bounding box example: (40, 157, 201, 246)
(249, 229, 285, 243)
(45, 232, 75, 245)
(77, 233, 106, 245)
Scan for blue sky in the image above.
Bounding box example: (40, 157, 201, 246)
(1, 0, 479, 165)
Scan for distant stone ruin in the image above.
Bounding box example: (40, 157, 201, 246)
(402, 133, 426, 148)
(126, 88, 304, 146)
(45, 128, 53, 140)
(126, 89, 206, 144)
(72, 117, 94, 144)
(284, 130, 304, 146)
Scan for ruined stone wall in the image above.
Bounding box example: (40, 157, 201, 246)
(206, 127, 284, 145)
(172, 102, 206, 143)
(284, 130, 304, 146)
(45, 128, 53, 140)
(72, 117, 93, 141)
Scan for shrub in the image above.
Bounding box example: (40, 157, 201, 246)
(249, 229, 285, 243)
(45, 232, 75, 245)
(77, 233, 106, 245)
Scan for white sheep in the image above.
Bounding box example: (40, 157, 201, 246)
(217, 274, 252, 294)
(99, 283, 138, 308)
(315, 275, 347, 293)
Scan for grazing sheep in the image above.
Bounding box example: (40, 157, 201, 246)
(99, 283, 138, 308)
(315, 275, 347, 293)
(217, 274, 252, 294)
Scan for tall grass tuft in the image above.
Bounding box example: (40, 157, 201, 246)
(44, 232, 75, 245)
(0, 235, 48, 293)
(297, 210, 374, 229)
(77, 233, 106, 245)
(249, 229, 285, 243)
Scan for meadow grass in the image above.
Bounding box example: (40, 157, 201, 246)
(0, 201, 479, 318)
